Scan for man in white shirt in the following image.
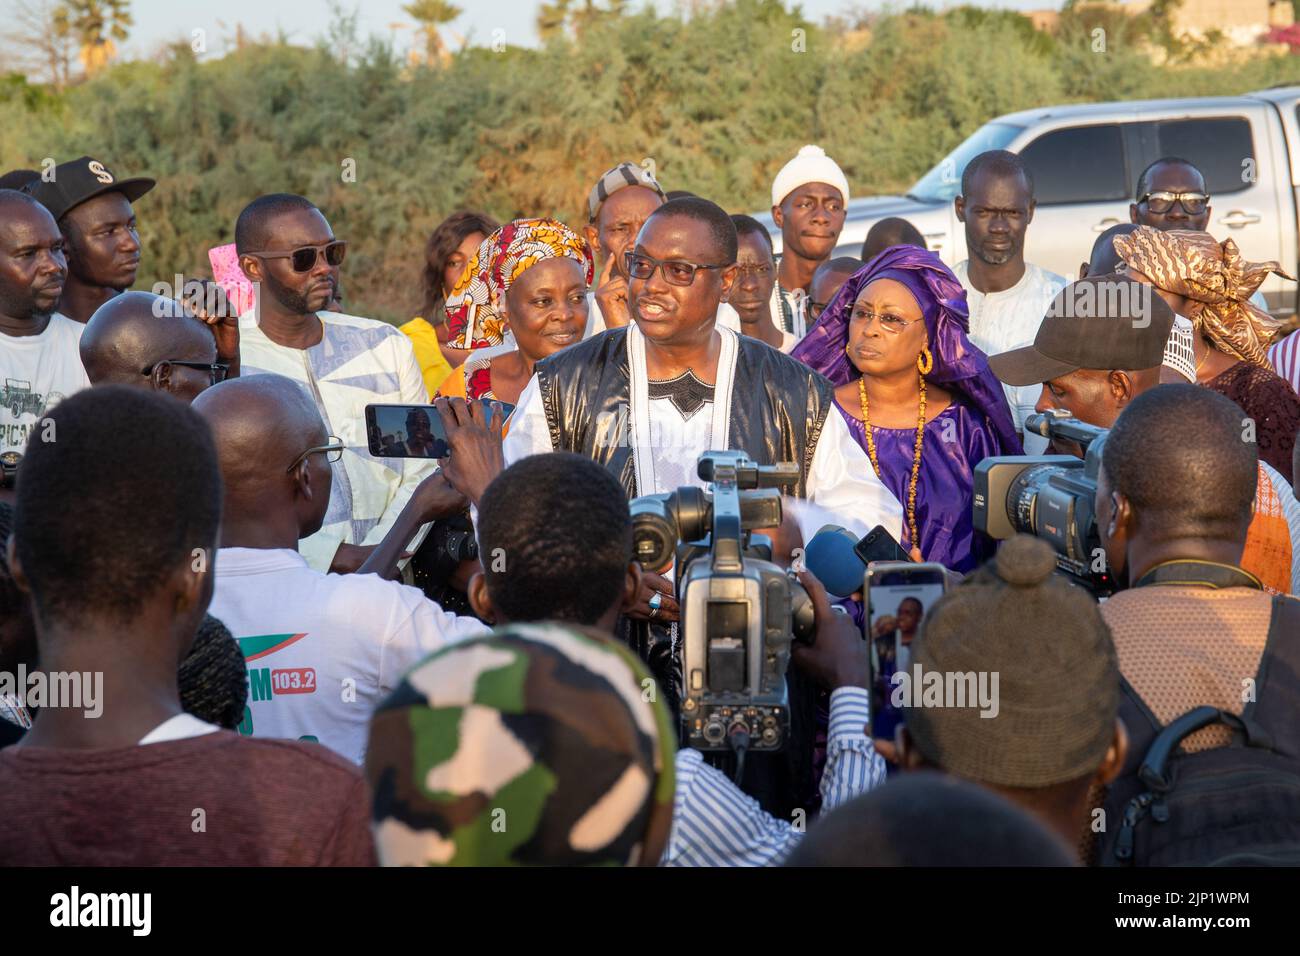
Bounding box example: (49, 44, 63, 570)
(729, 215, 799, 353)
(234, 193, 435, 574)
(194, 374, 488, 765)
(953, 150, 1066, 453)
(771, 144, 850, 329)
(0, 190, 89, 498)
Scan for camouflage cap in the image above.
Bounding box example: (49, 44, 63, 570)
(365, 622, 676, 866)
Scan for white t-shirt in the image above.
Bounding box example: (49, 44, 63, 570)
(208, 547, 489, 765)
(0, 313, 91, 457)
(954, 261, 1066, 454)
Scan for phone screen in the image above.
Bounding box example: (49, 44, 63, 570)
(366, 404, 449, 458)
(865, 562, 948, 755)
(480, 400, 515, 432)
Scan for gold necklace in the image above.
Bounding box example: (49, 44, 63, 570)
(859, 374, 926, 555)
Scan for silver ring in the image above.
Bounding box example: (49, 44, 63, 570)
(648, 592, 663, 611)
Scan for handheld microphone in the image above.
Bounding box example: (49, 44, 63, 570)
(802, 525, 866, 599)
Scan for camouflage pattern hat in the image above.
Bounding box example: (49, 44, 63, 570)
(365, 622, 676, 866)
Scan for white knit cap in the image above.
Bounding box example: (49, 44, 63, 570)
(1163, 316, 1197, 383)
(771, 145, 850, 207)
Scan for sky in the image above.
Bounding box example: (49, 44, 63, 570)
(109, 0, 1063, 61)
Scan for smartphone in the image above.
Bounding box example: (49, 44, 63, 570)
(366, 404, 449, 458)
(855, 524, 912, 565)
(864, 561, 949, 756)
(365, 400, 514, 458)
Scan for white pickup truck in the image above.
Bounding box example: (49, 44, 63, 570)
(758, 86, 1300, 317)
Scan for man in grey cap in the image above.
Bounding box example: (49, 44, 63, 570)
(28, 156, 155, 324)
(894, 534, 1128, 858)
(987, 275, 1173, 459)
(584, 161, 739, 335)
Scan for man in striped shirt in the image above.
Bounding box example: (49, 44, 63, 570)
(454, 449, 885, 866)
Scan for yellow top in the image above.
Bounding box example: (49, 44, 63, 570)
(399, 316, 454, 398)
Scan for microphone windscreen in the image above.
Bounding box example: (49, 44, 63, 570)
(803, 525, 866, 598)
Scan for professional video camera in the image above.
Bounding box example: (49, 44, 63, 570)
(972, 411, 1116, 596)
(629, 451, 815, 760)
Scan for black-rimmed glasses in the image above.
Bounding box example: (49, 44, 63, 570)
(141, 360, 230, 385)
(624, 251, 729, 287)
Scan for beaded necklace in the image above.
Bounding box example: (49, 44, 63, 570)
(858, 373, 926, 553)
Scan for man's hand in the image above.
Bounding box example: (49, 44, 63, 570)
(330, 542, 377, 574)
(410, 470, 468, 524)
(792, 570, 870, 691)
(191, 290, 241, 378)
(625, 570, 680, 623)
(434, 396, 504, 507)
(871, 614, 898, 638)
(595, 255, 631, 329)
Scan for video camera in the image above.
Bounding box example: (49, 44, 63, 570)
(972, 411, 1116, 596)
(629, 451, 815, 757)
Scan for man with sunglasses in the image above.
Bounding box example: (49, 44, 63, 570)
(234, 193, 436, 575)
(196, 374, 487, 766)
(501, 197, 903, 727)
(1129, 157, 1212, 233)
(79, 292, 228, 402)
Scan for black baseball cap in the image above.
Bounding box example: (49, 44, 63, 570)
(987, 275, 1175, 387)
(27, 156, 155, 222)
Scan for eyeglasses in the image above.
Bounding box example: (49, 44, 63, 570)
(286, 436, 344, 473)
(624, 251, 729, 287)
(853, 308, 922, 335)
(1138, 191, 1209, 215)
(244, 240, 348, 273)
(141, 360, 230, 385)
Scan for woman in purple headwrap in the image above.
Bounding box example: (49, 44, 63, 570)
(792, 246, 1020, 573)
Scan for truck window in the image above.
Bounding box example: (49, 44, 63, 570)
(1150, 118, 1254, 196)
(1019, 124, 1128, 205)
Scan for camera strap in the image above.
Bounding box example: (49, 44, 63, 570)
(1132, 559, 1262, 591)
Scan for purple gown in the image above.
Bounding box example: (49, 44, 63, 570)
(836, 398, 1000, 574)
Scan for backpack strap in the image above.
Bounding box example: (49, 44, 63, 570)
(1244, 595, 1300, 757)
(1137, 707, 1273, 793)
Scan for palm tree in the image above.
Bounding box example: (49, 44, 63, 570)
(402, 0, 461, 65)
(53, 0, 132, 77)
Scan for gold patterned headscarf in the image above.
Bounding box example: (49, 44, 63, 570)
(1113, 226, 1290, 367)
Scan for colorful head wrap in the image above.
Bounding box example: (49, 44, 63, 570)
(365, 622, 676, 867)
(444, 217, 594, 354)
(1113, 226, 1291, 367)
(790, 245, 1020, 453)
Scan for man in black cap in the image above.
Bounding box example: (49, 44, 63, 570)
(987, 275, 1174, 458)
(28, 155, 154, 324)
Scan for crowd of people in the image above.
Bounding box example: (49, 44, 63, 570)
(1, 142, 1299, 867)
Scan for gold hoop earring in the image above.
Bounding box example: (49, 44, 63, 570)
(917, 346, 933, 375)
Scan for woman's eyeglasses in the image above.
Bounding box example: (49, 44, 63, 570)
(141, 360, 230, 385)
(1138, 191, 1209, 215)
(245, 240, 348, 273)
(852, 308, 921, 335)
(624, 251, 728, 287)
(286, 437, 345, 473)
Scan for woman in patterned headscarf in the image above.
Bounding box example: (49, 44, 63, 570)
(792, 245, 1021, 573)
(437, 218, 595, 404)
(1116, 226, 1300, 475)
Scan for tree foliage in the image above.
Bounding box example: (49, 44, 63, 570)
(0, 0, 1295, 324)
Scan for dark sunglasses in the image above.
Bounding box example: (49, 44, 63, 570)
(245, 240, 348, 273)
(141, 360, 230, 385)
(624, 251, 729, 287)
(1139, 191, 1209, 215)
(286, 437, 344, 473)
